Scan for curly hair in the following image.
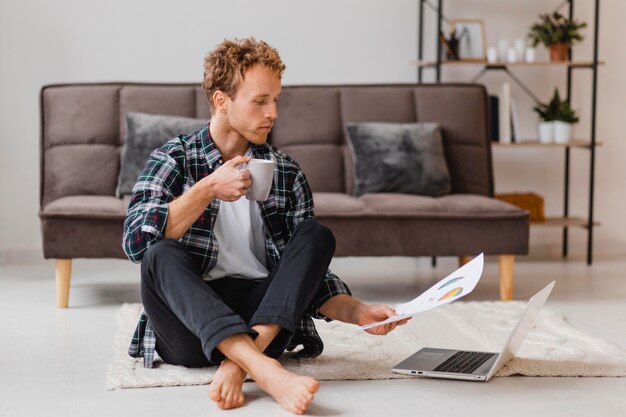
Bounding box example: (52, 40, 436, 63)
(202, 37, 286, 114)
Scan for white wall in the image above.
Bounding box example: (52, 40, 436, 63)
(0, 0, 624, 256)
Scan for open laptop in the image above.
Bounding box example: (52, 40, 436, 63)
(392, 281, 555, 381)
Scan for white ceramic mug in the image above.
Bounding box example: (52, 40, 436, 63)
(244, 159, 275, 201)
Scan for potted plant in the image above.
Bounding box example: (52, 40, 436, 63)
(534, 88, 579, 143)
(527, 12, 586, 62)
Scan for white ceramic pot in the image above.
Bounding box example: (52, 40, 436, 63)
(553, 121, 573, 144)
(538, 121, 554, 143)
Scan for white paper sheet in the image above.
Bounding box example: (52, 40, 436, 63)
(360, 253, 484, 330)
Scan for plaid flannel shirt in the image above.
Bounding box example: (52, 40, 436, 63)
(123, 124, 351, 368)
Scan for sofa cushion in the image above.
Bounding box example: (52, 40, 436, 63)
(437, 194, 525, 218)
(43, 144, 120, 205)
(358, 193, 443, 215)
(280, 145, 345, 193)
(271, 87, 344, 193)
(117, 112, 208, 196)
(119, 85, 198, 140)
(42, 85, 121, 147)
(41, 195, 129, 219)
(358, 193, 525, 219)
(413, 85, 491, 195)
(345, 122, 451, 197)
(312, 192, 370, 217)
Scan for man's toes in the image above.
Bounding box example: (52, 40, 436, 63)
(208, 387, 221, 402)
(300, 394, 313, 410)
(237, 394, 245, 406)
(295, 402, 307, 415)
(213, 391, 225, 409)
(307, 379, 320, 393)
(225, 393, 236, 409)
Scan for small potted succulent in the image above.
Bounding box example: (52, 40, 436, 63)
(534, 88, 579, 143)
(527, 12, 586, 62)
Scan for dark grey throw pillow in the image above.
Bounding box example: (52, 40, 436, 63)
(345, 122, 451, 197)
(116, 112, 209, 196)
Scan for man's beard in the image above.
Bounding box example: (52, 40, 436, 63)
(228, 115, 267, 145)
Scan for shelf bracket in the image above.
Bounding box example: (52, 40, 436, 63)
(470, 66, 541, 103)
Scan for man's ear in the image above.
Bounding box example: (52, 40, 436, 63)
(212, 90, 228, 113)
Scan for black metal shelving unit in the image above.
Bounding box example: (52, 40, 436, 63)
(416, 0, 602, 265)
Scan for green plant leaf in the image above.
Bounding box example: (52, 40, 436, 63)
(527, 12, 587, 47)
(533, 88, 579, 123)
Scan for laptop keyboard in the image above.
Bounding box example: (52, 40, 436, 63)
(433, 351, 496, 374)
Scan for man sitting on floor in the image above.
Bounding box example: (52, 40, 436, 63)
(122, 37, 408, 415)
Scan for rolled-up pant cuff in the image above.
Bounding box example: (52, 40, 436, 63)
(204, 322, 258, 364)
(249, 305, 298, 335)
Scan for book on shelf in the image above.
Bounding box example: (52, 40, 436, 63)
(492, 83, 522, 144)
(510, 95, 521, 143)
(488, 95, 499, 141)
(498, 82, 511, 144)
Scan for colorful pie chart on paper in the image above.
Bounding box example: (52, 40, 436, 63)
(439, 287, 463, 301)
(438, 276, 464, 290)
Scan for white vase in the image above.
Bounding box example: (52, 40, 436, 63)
(507, 47, 517, 63)
(514, 38, 525, 61)
(498, 39, 509, 62)
(554, 121, 573, 143)
(538, 122, 554, 143)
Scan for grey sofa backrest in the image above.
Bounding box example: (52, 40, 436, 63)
(40, 82, 492, 208)
(40, 83, 209, 207)
(271, 84, 493, 197)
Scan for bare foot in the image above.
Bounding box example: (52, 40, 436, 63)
(252, 359, 320, 415)
(209, 359, 247, 409)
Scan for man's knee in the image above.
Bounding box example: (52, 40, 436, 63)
(141, 239, 183, 279)
(143, 239, 181, 263)
(295, 219, 336, 253)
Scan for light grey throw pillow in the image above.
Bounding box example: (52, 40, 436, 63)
(345, 122, 451, 197)
(116, 112, 209, 197)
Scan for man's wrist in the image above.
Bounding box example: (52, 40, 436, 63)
(351, 302, 367, 326)
(198, 175, 217, 203)
(320, 294, 364, 325)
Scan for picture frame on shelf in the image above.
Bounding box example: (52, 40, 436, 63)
(451, 19, 486, 61)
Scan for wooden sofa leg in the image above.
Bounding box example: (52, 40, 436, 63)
(56, 259, 72, 308)
(498, 255, 515, 301)
(458, 256, 472, 267)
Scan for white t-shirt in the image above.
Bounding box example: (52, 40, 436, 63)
(206, 153, 269, 281)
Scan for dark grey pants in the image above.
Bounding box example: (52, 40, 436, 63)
(140, 219, 335, 367)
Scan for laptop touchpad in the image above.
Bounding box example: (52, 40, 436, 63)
(417, 350, 448, 360)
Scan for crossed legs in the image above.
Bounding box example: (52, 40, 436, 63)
(140, 219, 334, 413)
(213, 331, 320, 414)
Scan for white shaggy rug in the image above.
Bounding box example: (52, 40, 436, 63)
(108, 302, 626, 390)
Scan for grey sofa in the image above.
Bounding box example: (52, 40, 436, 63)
(39, 82, 529, 308)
